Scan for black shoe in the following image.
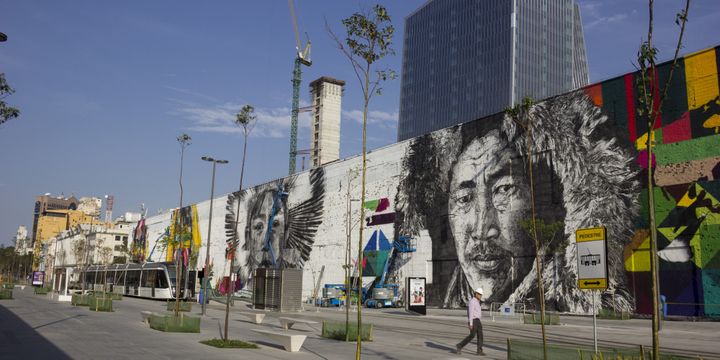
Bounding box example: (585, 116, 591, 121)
(477, 349, 486, 356)
(455, 345, 462, 354)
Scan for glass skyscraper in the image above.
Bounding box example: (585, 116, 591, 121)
(397, 0, 589, 141)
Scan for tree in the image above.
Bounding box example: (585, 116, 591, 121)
(327, 5, 395, 357)
(73, 238, 91, 292)
(173, 133, 191, 316)
(224, 104, 256, 342)
(636, 1, 690, 359)
(99, 245, 113, 294)
(0, 73, 20, 126)
(505, 97, 551, 359)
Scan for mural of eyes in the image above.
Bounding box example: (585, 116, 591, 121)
(252, 219, 264, 233)
(451, 189, 474, 212)
(491, 176, 518, 212)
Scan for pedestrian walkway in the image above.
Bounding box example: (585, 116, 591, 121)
(1, 287, 717, 359)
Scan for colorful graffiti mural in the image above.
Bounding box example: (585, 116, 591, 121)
(165, 204, 203, 268)
(598, 47, 720, 317)
(139, 46, 720, 317)
(395, 46, 720, 315)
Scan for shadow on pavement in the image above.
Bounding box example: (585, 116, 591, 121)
(0, 304, 72, 359)
(425, 341, 455, 352)
(385, 310, 420, 316)
(33, 314, 86, 330)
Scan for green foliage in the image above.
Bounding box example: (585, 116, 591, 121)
(342, 5, 394, 65)
(88, 296, 113, 312)
(523, 313, 560, 325)
(234, 105, 256, 129)
(0, 246, 33, 282)
(33, 286, 51, 295)
(321, 321, 373, 341)
(507, 339, 699, 360)
(199, 339, 259, 349)
(0, 289, 13, 300)
(520, 218, 566, 252)
(72, 294, 91, 306)
(149, 313, 201, 333)
(0, 73, 20, 126)
(176, 133, 191, 146)
(504, 97, 535, 128)
(598, 308, 632, 320)
(329, 4, 396, 99)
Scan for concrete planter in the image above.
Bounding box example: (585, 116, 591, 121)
(321, 321, 373, 341)
(149, 313, 201, 333)
(33, 287, 51, 295)
(88, 296, 113, 312)
(71, 294, 91, 306)
(0, 289, 13, 300)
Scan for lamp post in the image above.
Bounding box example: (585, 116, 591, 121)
(201, 156, 228, 316)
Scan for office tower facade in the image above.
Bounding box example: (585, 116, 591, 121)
(309, 76, 345, 168)
(398, 0, 589, 141)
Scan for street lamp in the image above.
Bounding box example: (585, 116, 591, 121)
(201, 155, 229, 316)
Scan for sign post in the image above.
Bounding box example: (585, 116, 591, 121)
(576, 227, 608, 354)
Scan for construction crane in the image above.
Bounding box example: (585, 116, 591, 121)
(287, 0, 312, 175)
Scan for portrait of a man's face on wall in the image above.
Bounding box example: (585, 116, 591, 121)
(448, 130, 533, 303)
(398, 92, 637, 313)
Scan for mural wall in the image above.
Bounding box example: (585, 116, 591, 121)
(140, 46, 720, 316)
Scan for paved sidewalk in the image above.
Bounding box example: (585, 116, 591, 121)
(1, 287, 718, 359)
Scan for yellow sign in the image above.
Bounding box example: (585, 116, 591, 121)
(576, 227, 606, 242)
(576, 226, 608, 290)
(579, 278, 608, 290)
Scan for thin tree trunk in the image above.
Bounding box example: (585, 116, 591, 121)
(226, 130, 249, 342)
(175, 145, 186, 316)
(356, 71, 370, 360)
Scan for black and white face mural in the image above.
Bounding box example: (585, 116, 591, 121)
(225, 167, 326, 287)
(396, 92, 639, 312)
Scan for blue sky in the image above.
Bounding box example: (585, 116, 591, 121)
(1, 0, 718, 246)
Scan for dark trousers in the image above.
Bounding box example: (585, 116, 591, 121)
(457, 318, 483, 352)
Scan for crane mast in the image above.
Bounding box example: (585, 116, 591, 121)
(288, 0, 311, 175)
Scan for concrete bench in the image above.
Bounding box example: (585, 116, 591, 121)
(251, 329, 307, 352)
(237, 311, 265, 324)
(140, 311, 153, 324)
(278, 317, 319, 330)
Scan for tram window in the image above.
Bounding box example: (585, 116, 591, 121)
(116, 271, 125, 285)
(143, 270, 156, 288)
(84, 272, 93, 286)
(188, 271, 197, 290)
(127, 270, 139, 287)
(167, 267, 178, 286)
(156, 271, 168, 288)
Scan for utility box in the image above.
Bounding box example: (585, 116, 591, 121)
(253, 268, 303, 312)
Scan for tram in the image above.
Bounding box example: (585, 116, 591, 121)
(78, 262, 197, 300)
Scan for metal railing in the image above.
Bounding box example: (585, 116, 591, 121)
(490, 302, 528, 322)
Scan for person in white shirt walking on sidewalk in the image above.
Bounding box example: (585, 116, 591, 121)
(456, 287, 485, 356)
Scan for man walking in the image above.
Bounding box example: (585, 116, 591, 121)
(456, 288, 485, 356)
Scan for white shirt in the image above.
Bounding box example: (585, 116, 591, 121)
(467, 296, 482, 325)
